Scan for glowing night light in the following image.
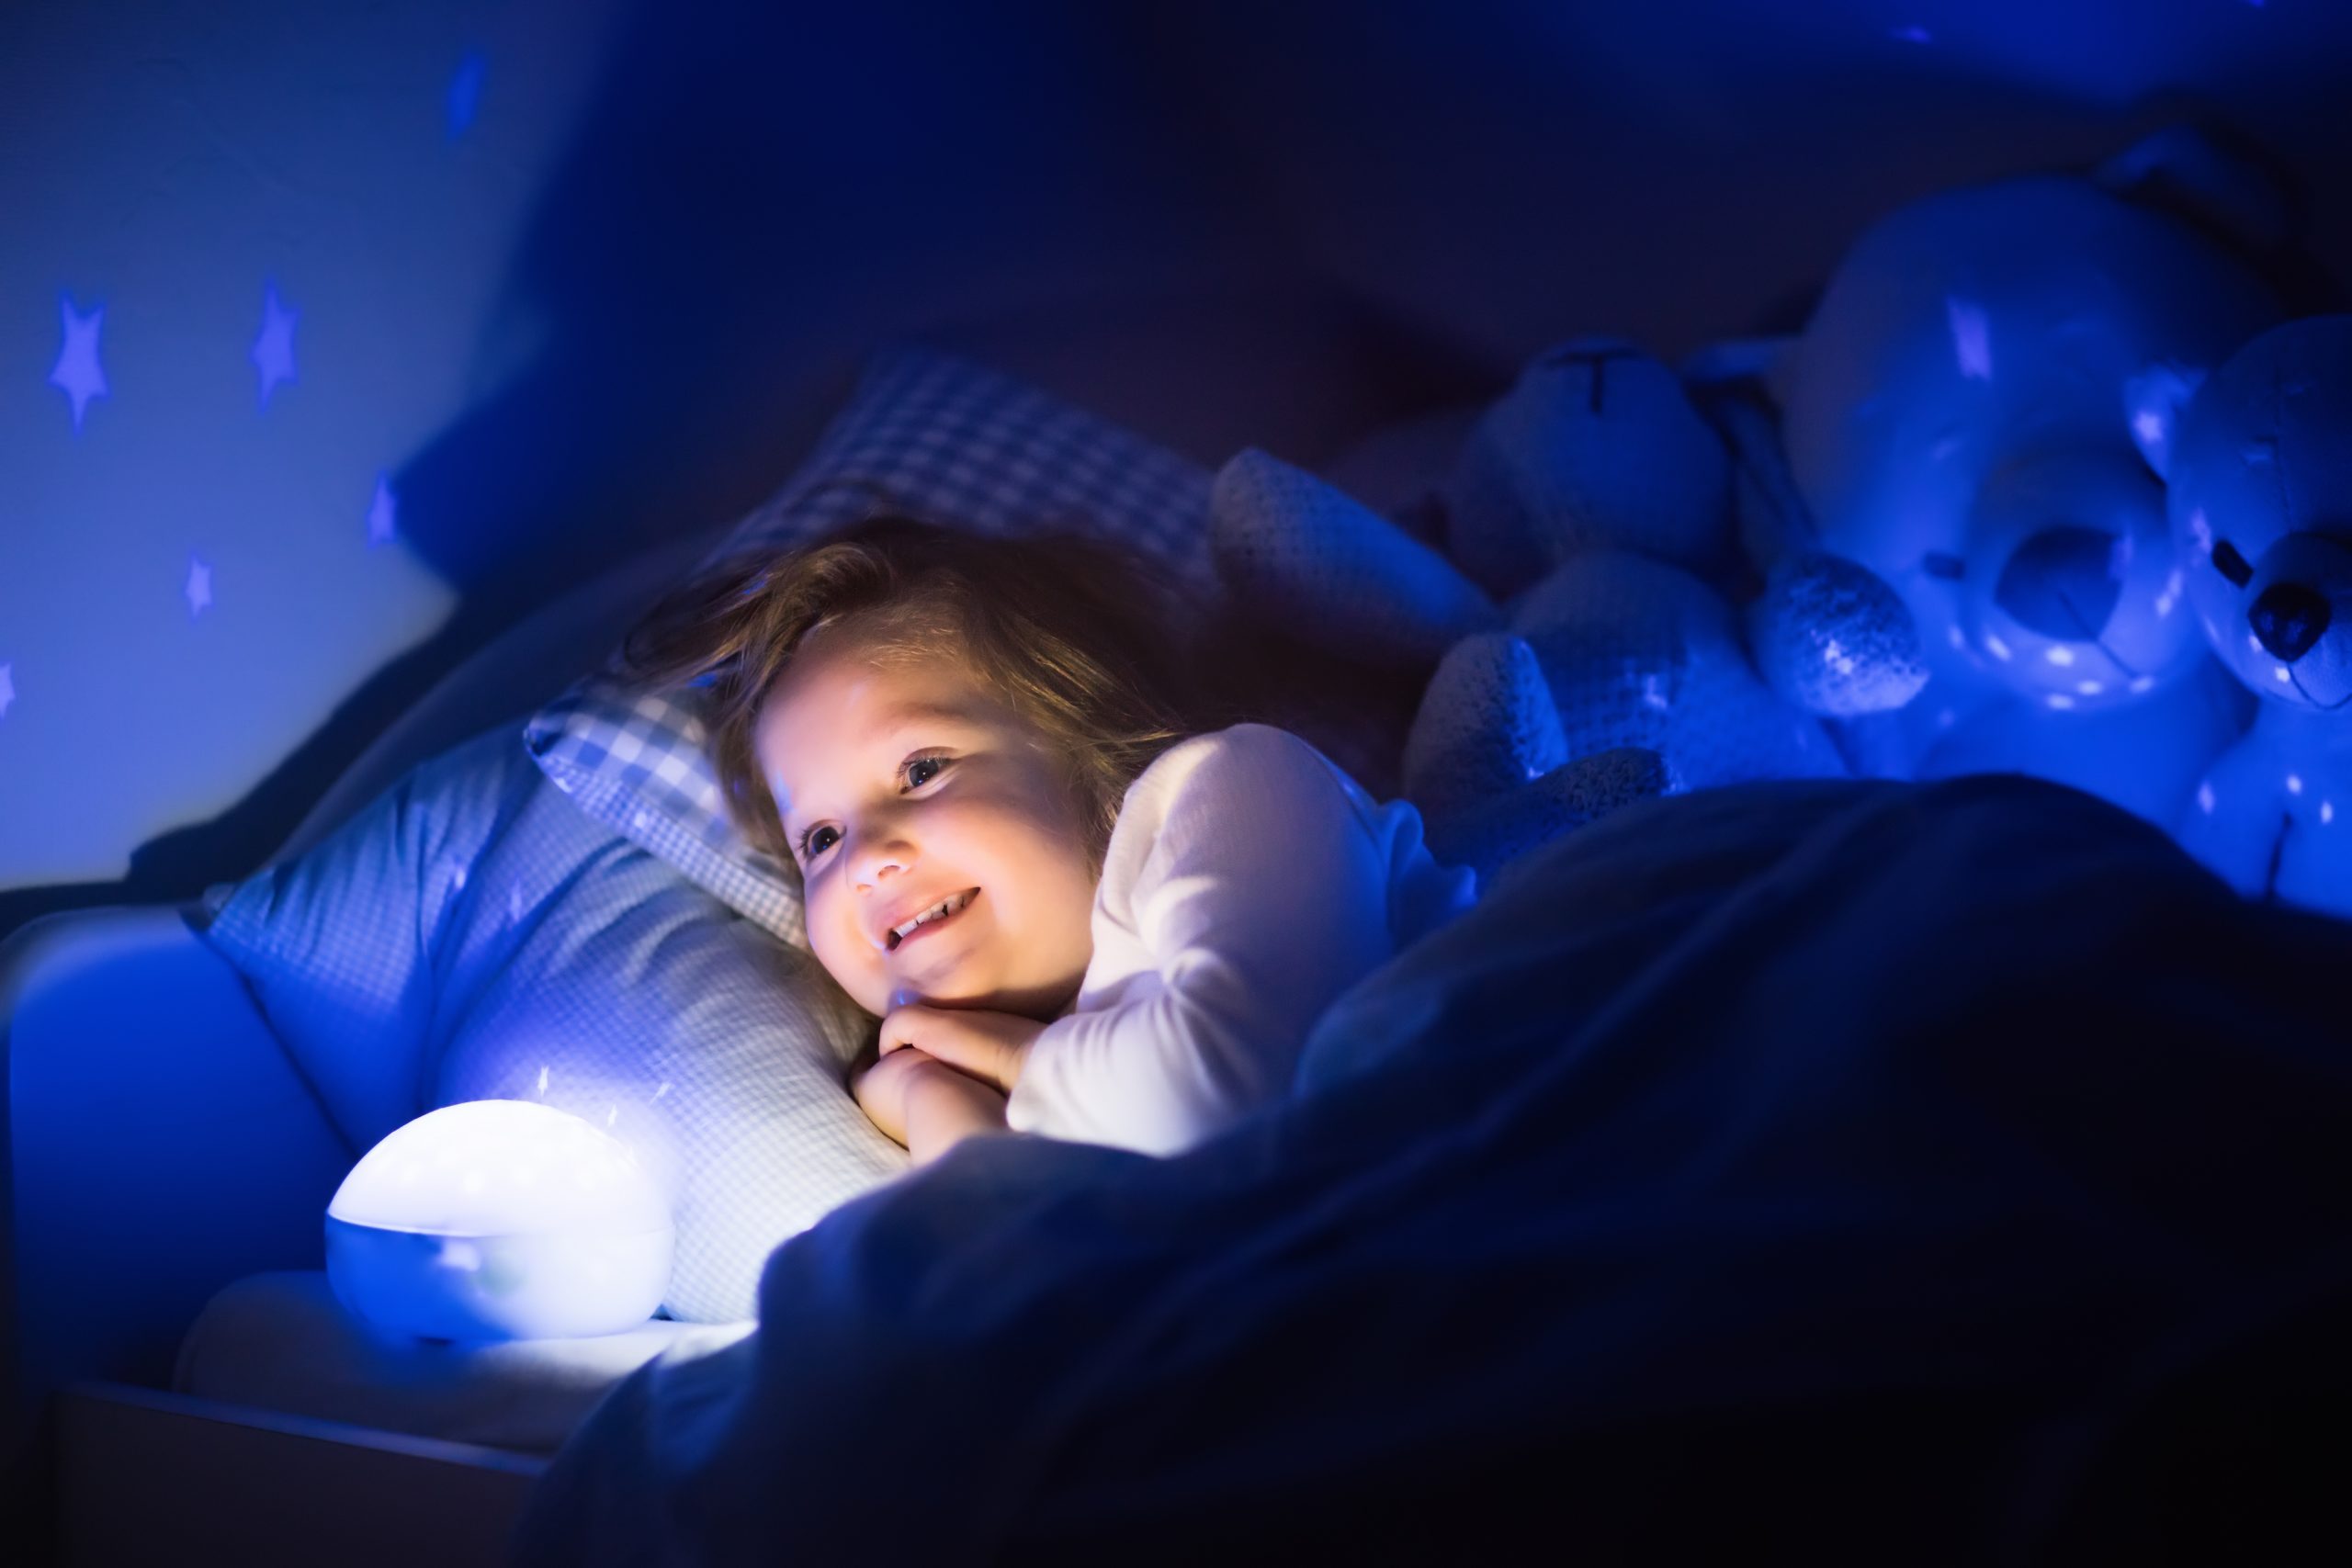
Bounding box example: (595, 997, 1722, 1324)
(325, 1100, 673, 1341)
(49, 296, 107, 431)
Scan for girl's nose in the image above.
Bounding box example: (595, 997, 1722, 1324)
(850, 830, 914, 890)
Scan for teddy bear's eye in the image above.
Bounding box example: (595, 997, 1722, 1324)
(2211, 538, 2255, 589)
(1921, 551, 1966, 581)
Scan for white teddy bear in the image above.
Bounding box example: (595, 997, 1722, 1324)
(1213, 337, 1841, 885)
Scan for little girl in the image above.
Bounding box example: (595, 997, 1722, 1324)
(626, 515, 1476, 1164)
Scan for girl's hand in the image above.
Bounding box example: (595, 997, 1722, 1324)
(853, 1045, 1008, 1166)
(877, 1001, 1045, 1096)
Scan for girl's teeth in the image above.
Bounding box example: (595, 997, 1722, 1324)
(892, 890, 971, 944)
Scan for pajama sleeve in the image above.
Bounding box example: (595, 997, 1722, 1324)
(1003, 725, 1399, 1156)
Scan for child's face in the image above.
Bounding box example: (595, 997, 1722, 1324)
(753, 626, 1099, 1021)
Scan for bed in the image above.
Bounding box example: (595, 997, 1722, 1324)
(6, 345, 2349, 1567)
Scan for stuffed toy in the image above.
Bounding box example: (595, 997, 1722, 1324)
(1692, 125, 2287, 826)
(1212, 337, 1841, 885)
(2170, 314, 2352, 920)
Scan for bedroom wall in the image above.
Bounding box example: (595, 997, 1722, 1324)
(0, 0, 1330, 930)
(1147, 0, 2352, 362)
(6, 0, 2352, 934)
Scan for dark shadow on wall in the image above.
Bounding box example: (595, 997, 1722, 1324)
(0, 0, 1500, 941)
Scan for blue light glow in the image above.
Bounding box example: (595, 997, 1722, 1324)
(250, 282, 300, 409)
(368, 474, 399, 546)
(446, 52, 486, 139)
(48, 295, 107, 432)
(0, 662, 14, 720)
(1946, 298, 1993, 381)
(183, 555, 213, 618)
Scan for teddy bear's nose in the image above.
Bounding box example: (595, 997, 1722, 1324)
(1993, 525, 2122, 642)
(2249, 581, 2332, 664)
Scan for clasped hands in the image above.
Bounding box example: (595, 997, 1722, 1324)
(853, 1001, 1045, 1165)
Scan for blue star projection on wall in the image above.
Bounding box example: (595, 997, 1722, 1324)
(251, 283, 300, 409)
(49, 295, 107, 433)
(185, 556, 214, 619)
(447, 52, 486, 139)
(368, 474, 400, 547)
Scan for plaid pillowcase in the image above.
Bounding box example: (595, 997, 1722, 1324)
(524, 348, 1218, 945)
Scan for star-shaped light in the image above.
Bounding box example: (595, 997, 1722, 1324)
(251, 283, 299, 408)
(1947, 298, 1994, 382)
(50, 296, 108, 432)
(368, 473, 399, 546)
(0, 663, 15, 720)
(186, 555, 214, 618)
(447, 52, 486, 139)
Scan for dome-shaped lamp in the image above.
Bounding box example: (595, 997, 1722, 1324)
(326, 1100, 673, 1340)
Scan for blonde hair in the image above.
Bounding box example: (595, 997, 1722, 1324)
(620, 515, 1229, 886)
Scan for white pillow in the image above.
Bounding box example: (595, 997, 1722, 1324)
(200, 725, 906, 1324)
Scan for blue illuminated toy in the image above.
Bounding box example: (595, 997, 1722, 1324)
(1213, 336, 1841, 884)
(1724, 125, 2287, 824)
(326, 1100, 674, 1341)
(2170, 315, 2352, 920)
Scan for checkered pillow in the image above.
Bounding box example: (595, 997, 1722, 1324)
(524, 348, 1218, 946)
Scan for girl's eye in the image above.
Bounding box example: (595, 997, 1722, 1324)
(796, 757, 951, 863)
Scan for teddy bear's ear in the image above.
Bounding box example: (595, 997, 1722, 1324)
(2121, 361, 2208, 482)
(2094, 123, 2294, 258)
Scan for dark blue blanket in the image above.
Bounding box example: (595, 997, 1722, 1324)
(519, 778, 2352, 1565)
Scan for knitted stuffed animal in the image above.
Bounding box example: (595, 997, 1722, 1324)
(1694, 126, 2287, 825)
(2170, 315, 2352, 919)
(1213, 337, 1840, 885)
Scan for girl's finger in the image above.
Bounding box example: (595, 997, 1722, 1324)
(877, 993, 926, 1056)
